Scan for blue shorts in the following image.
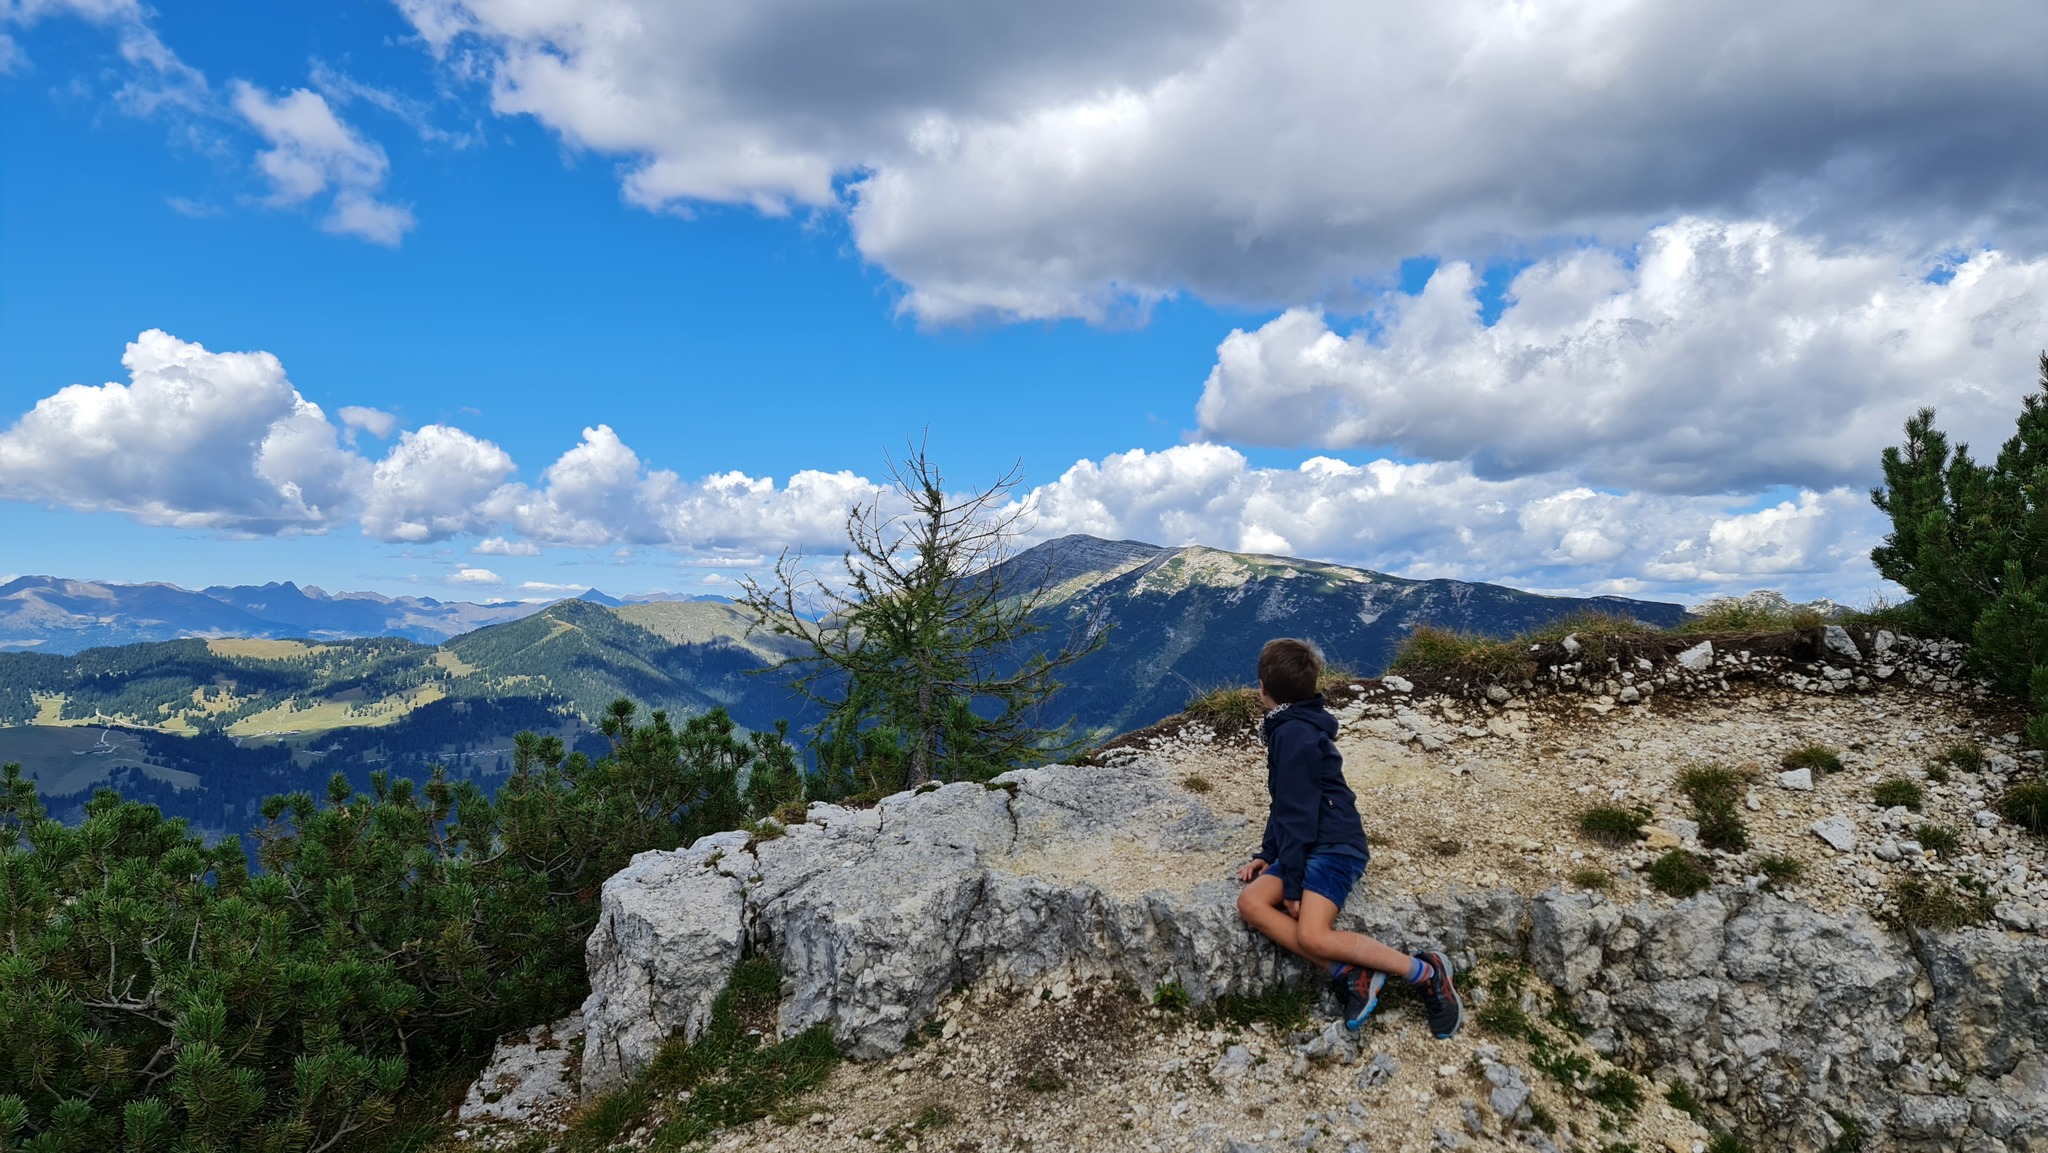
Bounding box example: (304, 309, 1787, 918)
(1300, 851, 1367, 907)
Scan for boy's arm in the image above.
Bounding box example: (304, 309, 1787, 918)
(1265, 724, 1322, 902)
(1254, 813, 1279, 867)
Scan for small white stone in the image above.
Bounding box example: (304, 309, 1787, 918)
(1812, 816, 1858, 852)
(1676, 641, 1715, 672)
(1777, 768, 1815, 791)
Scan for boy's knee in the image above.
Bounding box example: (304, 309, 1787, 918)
(1235, 886, 1262, 921)
(1296, 921, 1333, 959)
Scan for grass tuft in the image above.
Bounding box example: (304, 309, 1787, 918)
(1872, 777, 1925, 812)
(1941, 742, 1986, 772)
(1179, 774, 1213, 794)
(561, 957, 837, 1153)
(1913, 824, 1961, 858)
(1648, 850, 1714, 898)
(1665, 1080, 1706, 1121)
(1781, 744, 1844, 774)
(1678, 765, 1752, 852)
(1754, 854, 1804, 888)
(2001, 781, 2048, 835)
(1183, 686, 1262, 737)
(1589, 1069, 1643, 1114)
(1020, 1069, 1066, 1093)
(1681, 597, 1825, 633)
(1568, 866, 1613, 892)
(1201, 981, 1317, 1031)
(1388, 626, 1533, 679)
(1577, 804, 1651, 847)
(1889, 877, 1995, 930)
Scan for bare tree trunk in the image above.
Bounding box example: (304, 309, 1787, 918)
(910, 679, 932, 786)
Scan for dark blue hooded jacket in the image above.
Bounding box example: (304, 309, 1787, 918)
(1253, 696, 1370, 902)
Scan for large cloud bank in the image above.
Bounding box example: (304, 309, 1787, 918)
(1197, 220, 2048, 494)
(400, 0, 2046, 321)
(0, 329, 1914, 599)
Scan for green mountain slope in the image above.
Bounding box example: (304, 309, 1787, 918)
(0, 536, 1687, 830)
(1018, 538, 1687, 738)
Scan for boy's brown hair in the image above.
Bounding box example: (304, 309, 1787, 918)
(1257, 638, 1323, 704)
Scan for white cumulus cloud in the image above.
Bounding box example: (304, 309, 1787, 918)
(449, 566, 502, 585)
(232, 82, 416, 245)
(0, 329, 364, 533)
(1195, 220, 2048, 494)
(359, 424, 517, 543)
(403, 0, 2047, 321)
(1017, 446, 1882, 600)
(338, 405, 398, 439)
(0, 329, 1922, 600)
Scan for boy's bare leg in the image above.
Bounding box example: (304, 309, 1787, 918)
(1293, 892, 1416, 973)
(1236, 875, 1412, 973)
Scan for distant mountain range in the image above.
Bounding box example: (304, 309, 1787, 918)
(0, 535, 1686, 831)
(0, 575, 733, 653)
(1001, 536, 1688, 737)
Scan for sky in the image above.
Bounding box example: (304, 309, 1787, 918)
(1, 0, 2044, 607)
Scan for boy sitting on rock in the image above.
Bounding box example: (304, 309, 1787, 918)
(1234, 637, 1464, 1038)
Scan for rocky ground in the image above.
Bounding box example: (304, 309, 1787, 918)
(446, 625, 2048, 1153)
(1111, 630, 2047, 936)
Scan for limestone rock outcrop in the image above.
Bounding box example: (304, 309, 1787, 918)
(578, 756, 2047, 1151)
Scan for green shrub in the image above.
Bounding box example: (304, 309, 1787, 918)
(1708, 1135, 1754, 1153)
(0, 699, 808, 1153)
(1679, 765, 1751, 851)
(1754, 854, 1804, 887)
(1151, 982, 1191, 1013)
(1781, 744, 1844, 774)
(1889, 877, 1995, 929)
(2002, 781, 2048, 834)
(1180, 774, 1214, 794)
(1869, 359, 2048, 759)
(1872, 777, 1925, 811)
(1577, 804, 1651, 846)
(1925, 761, 1953, 784)
(1648, 850, 1714, 898)
(1913, 824, 1962, 858)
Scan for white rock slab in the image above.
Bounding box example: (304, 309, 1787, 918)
(1812, 816, 1858, 852)
(1676, 641, 1715, 672)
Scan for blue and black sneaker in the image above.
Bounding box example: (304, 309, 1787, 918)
(1329, 964, 1388, 1031)
(1414, 950, 1463, 1040)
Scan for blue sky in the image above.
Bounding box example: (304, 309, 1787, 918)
(2, 0, 2043, 605)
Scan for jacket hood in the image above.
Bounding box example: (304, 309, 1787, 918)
(1259, 695, 1337, 746)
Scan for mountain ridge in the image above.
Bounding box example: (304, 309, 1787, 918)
(0, 573, 732, 653)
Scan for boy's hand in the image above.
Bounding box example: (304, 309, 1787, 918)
(1284, 899, 1301, 918)
(1235, 859, 1268, 883)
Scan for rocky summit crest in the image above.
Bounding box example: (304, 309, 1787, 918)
(452, 624, 2048, 1153)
